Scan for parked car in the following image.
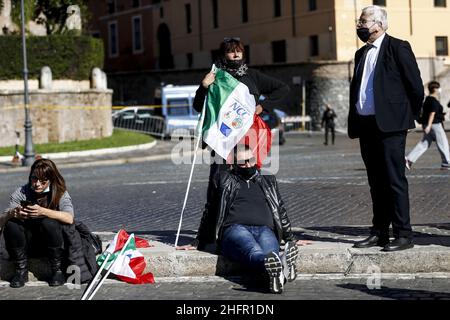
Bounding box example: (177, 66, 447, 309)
(112, 106, 165, 136)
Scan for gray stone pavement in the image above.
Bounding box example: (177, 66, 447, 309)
(1, 276, 450, 300)
(1, 130, 450, 301)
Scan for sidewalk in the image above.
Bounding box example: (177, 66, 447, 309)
(2, 224, 450, 282)
(1, 133, 450, 283)
(0, 139, 176, 173)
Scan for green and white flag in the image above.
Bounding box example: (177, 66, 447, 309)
(202, 68, 256, 160)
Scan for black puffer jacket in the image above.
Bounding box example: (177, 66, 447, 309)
(62, 221, 99, 284)
(194, 169, 295, 250)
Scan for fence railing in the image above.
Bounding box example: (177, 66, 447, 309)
(112, 114, 166, 138)
(281, 116, 312, 132)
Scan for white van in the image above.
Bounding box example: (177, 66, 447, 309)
(155, 85, 200, 138)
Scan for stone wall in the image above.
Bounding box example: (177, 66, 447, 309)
(0, 89, 113, 147)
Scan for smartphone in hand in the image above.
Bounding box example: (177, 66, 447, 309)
(20, 200, 33, 208)
(20, 200, 42, 219)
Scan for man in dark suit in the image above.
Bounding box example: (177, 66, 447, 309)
(348, 6, 424, 251)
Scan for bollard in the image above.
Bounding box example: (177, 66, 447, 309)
(11, 131, 22, 165)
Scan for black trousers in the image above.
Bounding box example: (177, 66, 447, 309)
(3, 217, 64, 255)
(358, 116, 412, 239)
(325, 124, 335, 144)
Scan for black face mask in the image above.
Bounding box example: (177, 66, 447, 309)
(226, 59, 244, 69)
(235, 165, 257, 180)
(357, 28, 374, 43)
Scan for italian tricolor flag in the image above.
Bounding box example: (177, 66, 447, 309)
(202, 68, 256, 160)
(97, 230, 154, 284)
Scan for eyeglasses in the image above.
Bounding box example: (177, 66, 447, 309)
(356, 19, 376, 26)
(31, 176, 49, 184)
(223, 37, 241, 43)
(237, 157, 256, 165)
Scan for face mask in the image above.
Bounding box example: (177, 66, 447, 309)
(226, 59, 244, 69)
(31, 183, 51, 193)
(235, 165, 257, 180)
(357, 27, 374, 43)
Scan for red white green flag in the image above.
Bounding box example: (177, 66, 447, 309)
(97, 231, 154, 284)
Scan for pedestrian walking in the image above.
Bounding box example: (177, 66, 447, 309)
(321, 104, 337, 145)
(348, 6, 424, 252)
(191, 37, 290, 250)
(406, 81, 450, 170)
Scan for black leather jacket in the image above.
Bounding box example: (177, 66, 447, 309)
(194, 169, 295, 250)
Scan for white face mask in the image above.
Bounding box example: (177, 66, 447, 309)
(31, 183, 51, 193)
(438, 88, 442, 94)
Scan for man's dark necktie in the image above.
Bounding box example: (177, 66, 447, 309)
(354, 44, 374, 96)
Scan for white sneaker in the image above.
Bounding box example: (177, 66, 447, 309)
(405, 157, 412, 171)
(264, 252, 284, 294)
(282, 241, 298, 282)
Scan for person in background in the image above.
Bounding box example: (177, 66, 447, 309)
(406, 81, 450, 170)
(321, 104, 337, 145)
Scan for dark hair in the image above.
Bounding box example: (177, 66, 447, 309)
(219, 38, 245, 60)
(29, 158, 67, 210)
(428, 81, 440, 94)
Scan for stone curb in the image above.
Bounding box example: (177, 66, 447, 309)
(2, 237, 450, 282)
(0, 141, 157, 163)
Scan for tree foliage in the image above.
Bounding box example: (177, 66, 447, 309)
(0, 35, 103, 80)
(5, 0, 89, 35)
(37, 0, 89, 35)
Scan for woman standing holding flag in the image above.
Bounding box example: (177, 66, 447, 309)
(179, 38, 290, 251)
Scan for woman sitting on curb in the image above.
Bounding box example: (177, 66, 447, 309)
(0, 158, 97, 288)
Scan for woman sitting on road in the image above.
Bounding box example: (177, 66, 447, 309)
(0, 159, 75, 288)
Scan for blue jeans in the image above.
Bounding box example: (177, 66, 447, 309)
(221, 224, 279, 272)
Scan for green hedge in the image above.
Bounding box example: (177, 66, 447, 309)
(0, 35, 104, 80)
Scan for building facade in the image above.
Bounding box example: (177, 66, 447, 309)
(89, 0, 450, 127)
(90, 1, 450, 73)
(88, 0, 157, 72)
(162, 0, 450, 71)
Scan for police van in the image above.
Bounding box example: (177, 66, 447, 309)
(154, 84, 200, 138)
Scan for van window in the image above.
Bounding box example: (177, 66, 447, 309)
(167, 98, 190, 116)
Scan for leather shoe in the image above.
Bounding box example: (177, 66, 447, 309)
(382, 237, 414, 252)
(353, 235, 389, 248)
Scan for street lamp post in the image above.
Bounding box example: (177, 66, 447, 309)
(20, 0, 35, 166)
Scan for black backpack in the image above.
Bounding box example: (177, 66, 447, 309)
(74, 221, 102, 279)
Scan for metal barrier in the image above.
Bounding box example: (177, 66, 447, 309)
(112, 113, 166, 138)
(281, 115, 312, 132)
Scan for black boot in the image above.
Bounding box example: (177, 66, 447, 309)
(47, 247, 65, 287)
(8, 247, 29, 288)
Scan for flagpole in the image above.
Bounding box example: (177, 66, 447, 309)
(174, 65, 216, 248)
(86, 235, 134, 301)
(80, 252, 111, 300)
